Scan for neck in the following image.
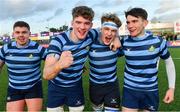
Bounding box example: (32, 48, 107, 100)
(70, 30, 79, 42)
(16, 40, 30, 48)
(137, 30, 145, 37)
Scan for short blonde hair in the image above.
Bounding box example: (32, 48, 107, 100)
(101, 13, 122, 28)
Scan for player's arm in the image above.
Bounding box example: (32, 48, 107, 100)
(43, 51, 73, 80)
(163, 56, 176, 104)
(0, 60, 5, 73)
(110, 36, 121, 51)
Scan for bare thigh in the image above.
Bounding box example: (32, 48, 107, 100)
(122, 106, 138, 112)
(26, 98, 43, 111)
(6, 100, 25, 111)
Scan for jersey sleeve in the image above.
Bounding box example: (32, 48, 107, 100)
(159, 38, 170, 60)
(38, 45, 47, 60)
(0, 45, 8, 62)
(47, 35, 63, 56)
(89, 28, 99, 41)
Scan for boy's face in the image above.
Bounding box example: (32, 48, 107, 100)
(71, 16, 93, 40)
(13, 27, 30, 46)
(126, 15, 148, 37)
(101, 26, 117, 45)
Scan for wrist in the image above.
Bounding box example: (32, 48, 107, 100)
(55, 61, 63, 72)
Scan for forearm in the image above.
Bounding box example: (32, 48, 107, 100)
(165, 56, 176, 89)
(43, 61, 63, 80)
(43, 51, 73, 80)
(43, 54, 64, 80)
(0, 61, 4, 74)
(110, 36, 121, 51)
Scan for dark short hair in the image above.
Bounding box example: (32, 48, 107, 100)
(13, 21, 30, 30)
(125, 7, 148, 20)
(72, 6, 94, 21)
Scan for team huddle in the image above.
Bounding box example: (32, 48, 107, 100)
(0, 6, 176, 112)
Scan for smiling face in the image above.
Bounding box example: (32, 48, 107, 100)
(71, 16, 93, 42)
(13, 26, 30, 46)
(100, 13, 121, 45)
(126, 15, 148, 37)
(101, 26, 117, 45)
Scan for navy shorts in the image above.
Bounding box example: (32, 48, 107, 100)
(90, 79, 120, 108)
(7, 81, 43, 102)
(122, 87, 159, 111)
(47, 81, 84, 108)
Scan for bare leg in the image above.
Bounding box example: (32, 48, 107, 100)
(122, 106, 138, 112)
(6, 100, 25, 112)
(26, 98, 43, 111)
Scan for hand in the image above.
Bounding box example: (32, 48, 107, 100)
(58, 51, 73, 69)
(163, 88, 175, 104)
(110, 36, 121, 51)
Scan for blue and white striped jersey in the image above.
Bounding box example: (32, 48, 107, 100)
(48, 29, 98, 87)
(121, 32, 170, 91)
(0, 40, 47, 89)
(89, 32, 122, 84)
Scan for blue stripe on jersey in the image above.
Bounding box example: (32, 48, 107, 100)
(124, 73, 158, 84)
(0, 40, 46, 89)
(122, 32, 170, 91)
(5, 58, 40, 64)
(89, 53, 118, 61)
(124, 68, 158, 78)
(126, 62, 157, 69)
(48, 29, 98, 87)
(89, 58, 118, 65)
(9, 70, 41, 82)
(6, 62, 40, 69)
(126, 58, 158, 65)
(90, 61, 116, 69)
(89, 32, 120, 84)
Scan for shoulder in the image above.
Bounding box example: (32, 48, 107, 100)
(3, 42, 13, 50)
(121, 35, 129, 42)
(30, 40, 38, 45)
(29, 40, 40, 48)
(51, 31, 69, 43)
(150, 35, 164, 43)
(88, 28, 100, 40)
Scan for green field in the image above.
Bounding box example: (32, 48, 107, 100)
(0, 48, 180, 111)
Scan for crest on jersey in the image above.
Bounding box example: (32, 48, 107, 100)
(29, 54, 33, 58)
(126, 48, 131, 51)
(92, 50, 97, 53)
(148, 45, 155, 52)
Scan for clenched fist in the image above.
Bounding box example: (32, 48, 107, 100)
(58, 51, 73, 69)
